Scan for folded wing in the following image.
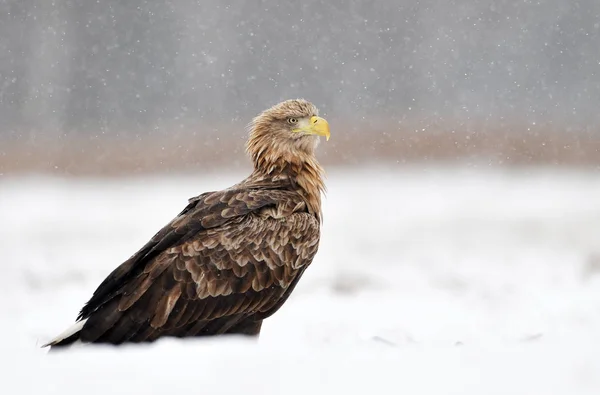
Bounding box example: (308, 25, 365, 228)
(46, 188, 320, 347)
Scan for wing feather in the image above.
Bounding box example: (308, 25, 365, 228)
(54, 188, 319, 347)
(151, 284, 182, 328)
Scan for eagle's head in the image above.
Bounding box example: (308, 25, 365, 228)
(246, 99, 330, 168)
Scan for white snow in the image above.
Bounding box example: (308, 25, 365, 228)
(2, 165, 600, 394)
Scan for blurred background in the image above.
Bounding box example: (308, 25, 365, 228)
(1, 0, 600, 174)
(2, 2, 600, 384)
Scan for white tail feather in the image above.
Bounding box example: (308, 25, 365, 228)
(43, 318, 88, 347)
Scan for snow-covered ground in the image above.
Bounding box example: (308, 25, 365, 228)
(2, 165, 600, 394)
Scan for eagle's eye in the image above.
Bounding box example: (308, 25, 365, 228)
(287, 117, 298, 125)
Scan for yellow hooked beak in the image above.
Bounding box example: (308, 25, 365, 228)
(293, 116, 330, 141)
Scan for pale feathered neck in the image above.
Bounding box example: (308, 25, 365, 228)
(246, 139, 325, 221)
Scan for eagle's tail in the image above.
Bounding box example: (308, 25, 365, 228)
(42, 318, 88, 351)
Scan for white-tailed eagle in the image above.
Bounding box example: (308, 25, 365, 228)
(44, 99, 330, 349)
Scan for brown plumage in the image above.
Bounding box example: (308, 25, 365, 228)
(44, 99, 330, 349)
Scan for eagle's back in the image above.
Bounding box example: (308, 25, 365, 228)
(46, 187, 320, 348)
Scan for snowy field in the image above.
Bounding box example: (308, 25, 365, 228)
(2, 165, 600, 394)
